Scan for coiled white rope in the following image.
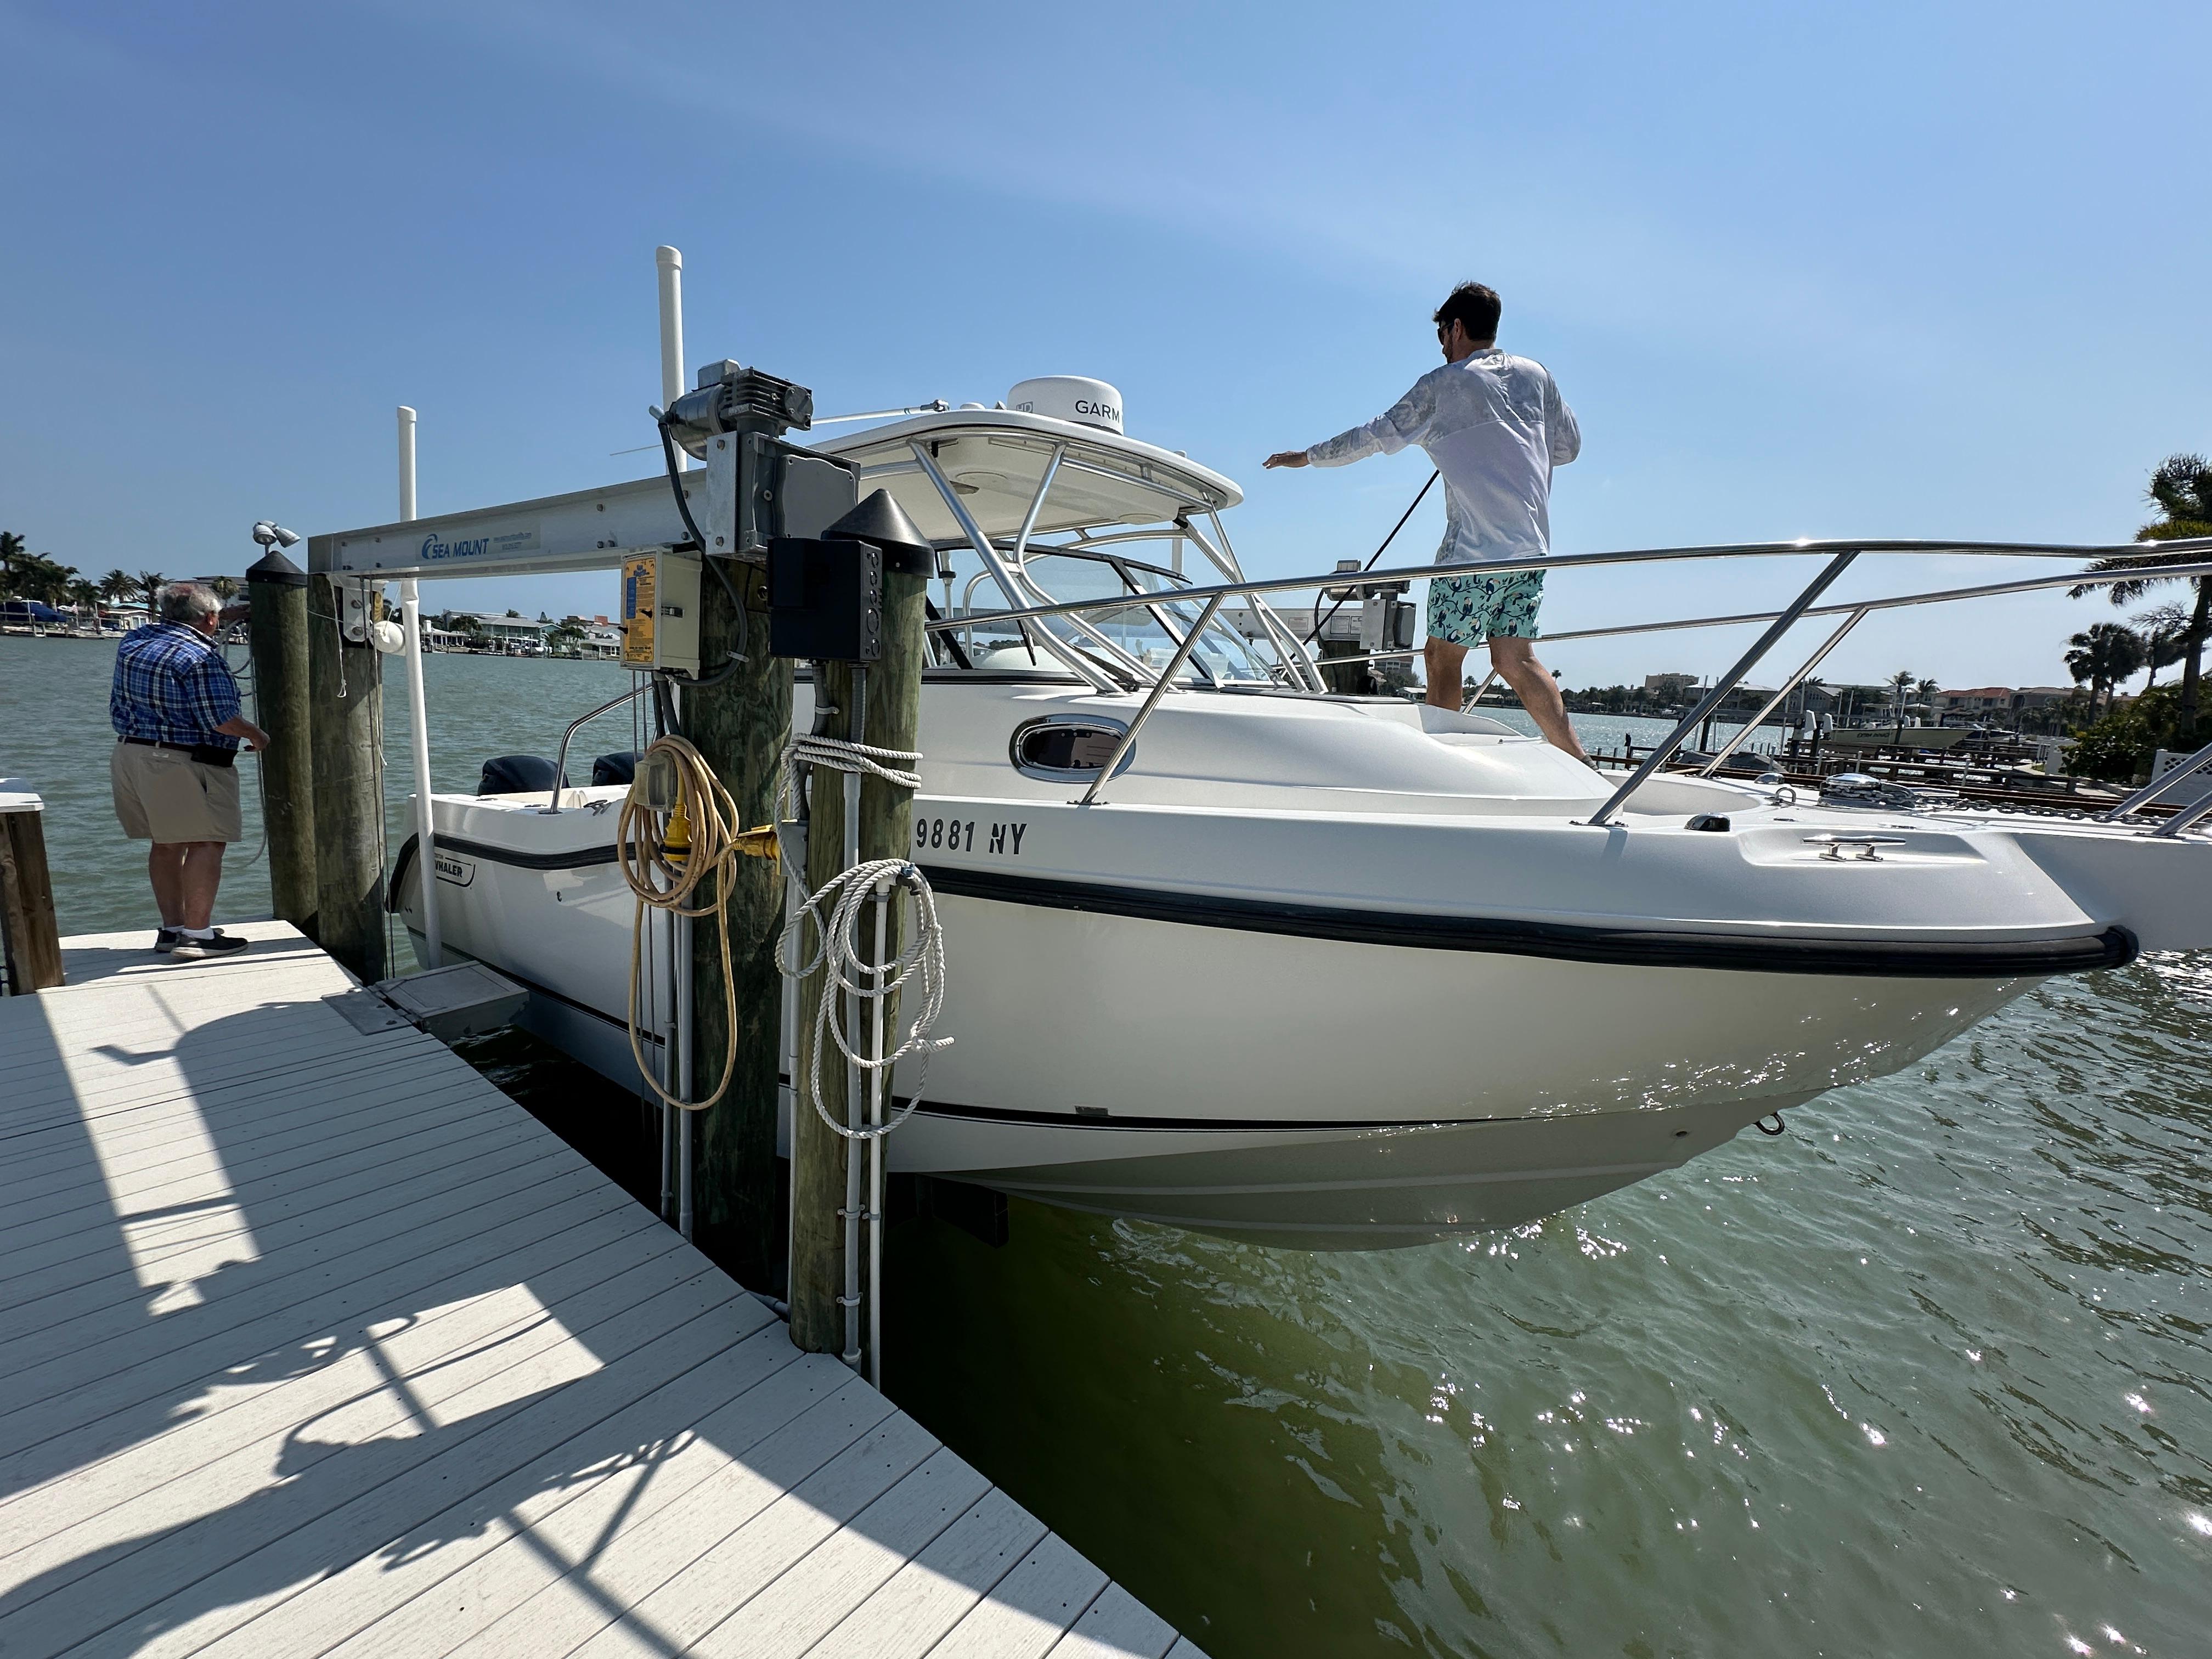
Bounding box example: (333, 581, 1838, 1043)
(780, 733, 922, 794)
(775, 736, 952, 1143)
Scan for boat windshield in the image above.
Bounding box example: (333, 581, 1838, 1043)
(946, 546, 1284, 685)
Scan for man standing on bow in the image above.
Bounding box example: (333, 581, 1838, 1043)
(1266, 281, 1587, 758)
(110, 581, 269, 959)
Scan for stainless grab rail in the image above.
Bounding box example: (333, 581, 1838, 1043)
(909, 441, 1119, 692)
(1212, 559, 2212, 675)
(2096, 737, 2212, 823)
(1180, 514, 1325, 693)
(543, 685, 650, 813)
(1584, 550, 1860, 828)
(2152, 788, 2212, 838)
(921, 537, 2212, 637)
(1697, 607, 1870, 776)
(1076, 593, 1228, 808)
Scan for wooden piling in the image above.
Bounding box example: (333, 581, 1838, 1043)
(307, 574, 386, 985)
(1317, 636, 1369, 695)
(686, 562, 789, 1288)
(246, 550, 318, 933)
(0, 799, 64, 993)
(789, 501, 932, 1365)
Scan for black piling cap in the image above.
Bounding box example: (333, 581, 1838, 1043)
(822, 489, 935, 577)
(246, 547, 309, 588)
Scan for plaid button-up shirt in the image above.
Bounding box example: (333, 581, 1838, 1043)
(110, 622, 242, 751)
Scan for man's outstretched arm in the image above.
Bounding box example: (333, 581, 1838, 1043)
(1265, 375, 1438, 470)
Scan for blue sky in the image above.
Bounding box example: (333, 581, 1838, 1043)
(3, 1, 2205, 691)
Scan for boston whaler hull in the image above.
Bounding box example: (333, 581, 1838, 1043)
(392, 676, 2187, 1248)
(329, 394, 2212, 1248)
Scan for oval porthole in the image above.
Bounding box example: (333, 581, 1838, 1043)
(1009, 714, 1135, 781)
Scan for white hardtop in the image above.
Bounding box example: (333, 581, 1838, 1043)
(815, 408, 1242, 541)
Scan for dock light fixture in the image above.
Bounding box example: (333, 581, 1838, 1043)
(252, 521, 301, 549)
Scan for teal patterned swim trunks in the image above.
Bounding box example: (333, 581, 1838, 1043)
(1425, 567, 1545, 646)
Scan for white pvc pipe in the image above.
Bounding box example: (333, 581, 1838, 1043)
(397, 405, 441, 969)
(656, 246, 687, 471)
(676, 909, 695, 1240)
(397, 406, 418, 521)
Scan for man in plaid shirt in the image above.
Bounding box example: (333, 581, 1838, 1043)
(109, 582, 270, 959)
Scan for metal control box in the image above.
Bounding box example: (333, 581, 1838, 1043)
(697, 432, 860, 561)
(1361, 588, 1417, 653)
(619, 550, 702, 675)
(766, 537, 883, 663)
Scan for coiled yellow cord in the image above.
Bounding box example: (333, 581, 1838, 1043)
(618, 734, 769, 1113)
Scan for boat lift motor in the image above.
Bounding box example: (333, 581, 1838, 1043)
(1317, 560, 1415, 657)
(1361, 582, 1416, 657)
(664, 360, 859, 563)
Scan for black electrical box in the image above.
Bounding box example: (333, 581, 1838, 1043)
(768, 537, 883, 663)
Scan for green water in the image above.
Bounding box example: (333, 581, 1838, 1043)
(8, 635, 2209, 1657)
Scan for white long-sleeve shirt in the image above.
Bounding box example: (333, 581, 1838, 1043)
(1305, 348, 1579, 566)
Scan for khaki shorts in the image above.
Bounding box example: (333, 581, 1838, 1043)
(111, 742, 244, 844)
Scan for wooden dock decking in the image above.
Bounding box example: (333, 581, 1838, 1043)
(0, 923, 1203, 1659)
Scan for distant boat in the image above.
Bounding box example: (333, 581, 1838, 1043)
(1826, 725, 1966, 751)
(0, 599, 67, 629)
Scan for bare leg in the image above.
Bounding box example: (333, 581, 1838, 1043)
(1423, 637, 1469, 711)
(176, 843, 226, 930)
(1489, 637, 1588, 760)
(147, 844, 187, 928)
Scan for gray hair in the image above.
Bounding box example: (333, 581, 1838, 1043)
(157, 582, 221, 625)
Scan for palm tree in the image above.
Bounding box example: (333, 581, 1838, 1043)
(2066, 623, 2147, 716)
(2132, 602, 2191, 690)
(2073, 454, 2212, 743)
(66, 579, 99, 625)
(15, 555, 77, 606)
(136, 571, 167, 611)
(0, 531, 25, 591)
(207, 574, 241, 602)
(98, 570, 138, 625)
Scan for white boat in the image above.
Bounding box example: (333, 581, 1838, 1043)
(376, 393, 2212, 1249)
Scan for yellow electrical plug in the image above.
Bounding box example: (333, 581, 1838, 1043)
(664, 790, 693, 866)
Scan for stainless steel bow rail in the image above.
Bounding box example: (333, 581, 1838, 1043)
(2095, 735, 2212, 837)
(921, 535, 2212, 831)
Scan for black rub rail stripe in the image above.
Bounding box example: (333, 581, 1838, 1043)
(388, 832, 621, 910)
(387, 832, 2137, 978)
(773, 1074, 1499, 1133)
(916, 864, 2139, 979)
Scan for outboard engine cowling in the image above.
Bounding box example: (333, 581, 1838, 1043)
(478, 754, 567, 796)
(592, 751, 642, 788)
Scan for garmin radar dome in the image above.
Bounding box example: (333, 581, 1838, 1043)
(1006, 376, 1124, 435)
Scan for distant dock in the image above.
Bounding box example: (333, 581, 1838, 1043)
(0, 922, 1202, 1658)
